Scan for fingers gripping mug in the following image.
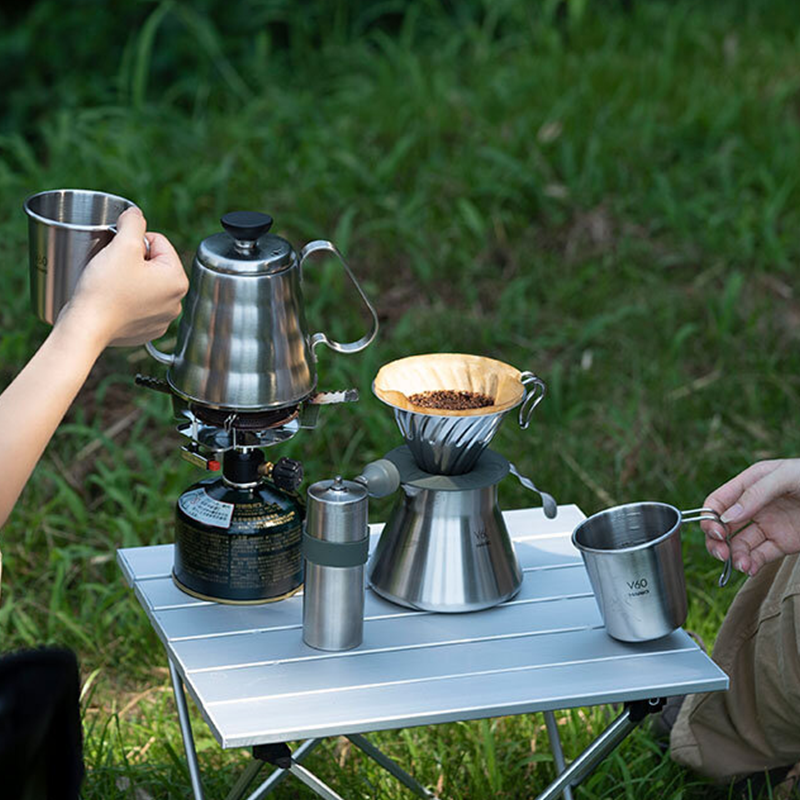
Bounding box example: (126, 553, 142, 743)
(24, 188, 149, 324)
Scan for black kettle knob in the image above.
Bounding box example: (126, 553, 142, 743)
(221, 211, 273, 242)
(271, 457, 304, 492)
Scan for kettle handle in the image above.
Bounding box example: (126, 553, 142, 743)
(300, 240, 379, 355)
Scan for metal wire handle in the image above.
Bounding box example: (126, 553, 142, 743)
(681, 507, 732, 587)
(518, 372, 547, 429)
(301, 240, 380, 355)
(508, 462, 558, 519)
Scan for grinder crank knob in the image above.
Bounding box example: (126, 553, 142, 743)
(355, 459, 401, 498)
(267, 457, 304, 493)
(221, 211, 273, 242)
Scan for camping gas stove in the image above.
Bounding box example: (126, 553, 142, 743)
(136, 375, 358, 603)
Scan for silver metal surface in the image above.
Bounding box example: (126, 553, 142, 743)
(118, 505, 728, 749)
(572, 502, 728, 643)
(177, 416, 300, 451)
(347, 734, 437, 799)
(146, 228, 378, 411)
(509, 462, 558, 519)
(543, 711, 574, 800)
(536, 707, 638, 800)
(303, 477, 368, 651)
(169, 659, 206, 800)
(24, 188, 139, 324)
(384, 372, 546, 475)
(197, 228, 293, 275)
(367, 447, 522, 613)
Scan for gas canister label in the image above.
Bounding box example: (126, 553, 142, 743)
(179, 489, 234, 529)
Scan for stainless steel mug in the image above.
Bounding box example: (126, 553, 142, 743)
(572, 502, 725, 642)
(24, 189, 143, 323)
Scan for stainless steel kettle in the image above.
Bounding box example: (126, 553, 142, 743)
(146, 211, 379, 410)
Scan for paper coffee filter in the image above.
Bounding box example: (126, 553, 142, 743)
(373, 353, 525, 417)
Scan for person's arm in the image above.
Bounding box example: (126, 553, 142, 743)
(0, 207, 188, 527)
(702, 459, 800, 577)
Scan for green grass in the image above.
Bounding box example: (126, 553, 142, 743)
(2, 0, 800, 797)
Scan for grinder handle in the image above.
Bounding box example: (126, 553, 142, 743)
(355, 459, 401, 498)
(300, 240, 379, 355)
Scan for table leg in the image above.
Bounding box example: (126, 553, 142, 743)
(169, 659, 205, 800)
(288, 762, 346, 800)
(225, 759, 264, 800)
(536, 705, 645, 800)
(347, 733, 438, 799)
(543, 711, 574, 800)
(243, 739, 322, 800)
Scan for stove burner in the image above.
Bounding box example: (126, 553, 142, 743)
(190, 404, 299, 431)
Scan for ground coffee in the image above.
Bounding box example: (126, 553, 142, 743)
(408, 390, 494, 410)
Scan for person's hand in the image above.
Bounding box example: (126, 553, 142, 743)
(56, 206, 189, 348)
(702, 459, 800, 578)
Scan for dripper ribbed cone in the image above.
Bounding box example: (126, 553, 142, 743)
(373, 353, 546, 475)
(391, 408, 507, 474)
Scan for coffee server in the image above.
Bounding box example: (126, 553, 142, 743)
(138, 210, 379, 603)
(367, 353, 555, 613)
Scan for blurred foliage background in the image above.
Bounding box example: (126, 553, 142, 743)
(1, 0, 800, 797)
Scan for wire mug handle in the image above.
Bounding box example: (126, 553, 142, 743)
(109, 224, 168, 361)
(107, 224, 152, 258)
(518, 372, 547, 429)
(300, 240, 379, 356)
(681, 507, 732, 588)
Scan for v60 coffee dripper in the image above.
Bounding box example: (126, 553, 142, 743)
(137, 210, 379, 603)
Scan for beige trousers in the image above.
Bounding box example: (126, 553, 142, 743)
(670, 553, 800, 782)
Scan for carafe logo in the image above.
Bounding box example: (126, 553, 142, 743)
(473, 528, 491, 548)
(626, 577, 650, 597)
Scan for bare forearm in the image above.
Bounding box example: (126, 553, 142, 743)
(0, 317, 104, 526)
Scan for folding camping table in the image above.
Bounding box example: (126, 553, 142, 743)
(117, 504, 728, 800)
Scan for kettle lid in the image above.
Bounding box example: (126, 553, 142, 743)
(196, 211, 295, 274)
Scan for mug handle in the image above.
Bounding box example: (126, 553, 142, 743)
(107, 224, 152, 258)
(681, 507, 732, 588)
(518, 371, 546, 429)
(111, 229, 174, 364)
(300, 240, 379, 355)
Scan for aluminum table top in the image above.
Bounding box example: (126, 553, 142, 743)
(118, 505, 728, 749)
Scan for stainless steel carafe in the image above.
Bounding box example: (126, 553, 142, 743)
(367, 446, 523, 612)
(146, 211, 379, 410)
